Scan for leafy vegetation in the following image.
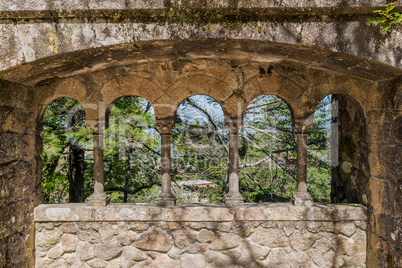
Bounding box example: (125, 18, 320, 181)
(368, 2, 402, 32)
(41, 94, 333, 204)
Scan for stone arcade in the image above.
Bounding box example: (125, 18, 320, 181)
(0, 1, 401, 267)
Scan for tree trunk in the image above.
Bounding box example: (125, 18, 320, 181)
(68, 141, 85, 202)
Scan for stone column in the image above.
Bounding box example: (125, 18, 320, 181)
(292, 120, 313, 206)
(87, 123, 110, 206)
(225, 119, 244, 207)
(156, 119, 176, 206)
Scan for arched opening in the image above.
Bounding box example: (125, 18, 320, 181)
(308, 94, 368, 204)
(240, 94, 296, 202)
(41, 97, 91, 203)
(104, 96, 160, 203)
(172, 94, 228, 203)
(329, 94, 368, 204)
(307, 95, 332, 202)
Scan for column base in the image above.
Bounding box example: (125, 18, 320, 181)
(87, 193, 110, 206)
(225, 193, 244, 207)
(292, 192, 313, 207)
(157, 193, 176, 207)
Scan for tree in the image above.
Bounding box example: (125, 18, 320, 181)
(103, 96, 161, 203)
(41, 97, 91, 203)
(41, 95, 332, 204)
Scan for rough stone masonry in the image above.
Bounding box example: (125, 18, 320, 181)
(34, 204, 367, 268)
(0, 1, 401, 267)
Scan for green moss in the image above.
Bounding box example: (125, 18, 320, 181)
(386, 252, 394, 268)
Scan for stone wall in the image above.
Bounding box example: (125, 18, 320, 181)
(0, 0, 401, 71)
(0, 38, 401, 267)
(34, 203, 367, 268)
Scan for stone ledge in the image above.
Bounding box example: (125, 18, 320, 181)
(34, 203, 367, 223)
(0, 0, 398, 12)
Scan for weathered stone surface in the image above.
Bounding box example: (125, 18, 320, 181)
(286, 251, 314, 268)
(173, 228, 195, 249)
(123, 246, 148, 262)
(267, 248, 287, 266)
(35, 230, 62, 250)
(116, 230, 139, 246)
(204, 250, 233, 266)
(238, 240, 270, 261)
(61, 234, 77, 253)
(195, 229, 215, 243)
(180, 254, 206, 268)
(47, 245, 64, 260)
(210, 233, 240, 250)
(93, 242, 122, 261)
(87, 258, 108, 268)
(289, 231, 315, 251)
(76, 242, 95, 261)
(151, 254, 179, 268)
(313, 232, 334, 254)
(250, 227, 289, 248)
(6, 21, 398, 266)
(63, 253, 79, 265)
(134, 227, 173, 253)
(336, 222, 357, 237)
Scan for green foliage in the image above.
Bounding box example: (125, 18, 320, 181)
(41, 97, 92, 203)
(171, 95, 228, 203)
(368, 2, 402, 32)
(240, 95, 297, 202)
(104, 96, 161, 203)
(41, 94, 333, 204)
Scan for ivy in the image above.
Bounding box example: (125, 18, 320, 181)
(368, 2, 402, 32)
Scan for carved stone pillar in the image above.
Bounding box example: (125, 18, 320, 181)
(156, 119, 176, 206)
(292, 120, 313, 206)
(225, 118, 244, 207)
(87, 123, 110, 206)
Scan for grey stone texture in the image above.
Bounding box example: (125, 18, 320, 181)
(0, 1, 401, 71)
(34, 203, 367, 267)
(0, 3, 401, 264)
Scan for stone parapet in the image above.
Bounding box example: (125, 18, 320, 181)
(34, 203, 368, 267)
(34, 203, 367, 223)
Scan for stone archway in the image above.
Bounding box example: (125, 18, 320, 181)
(0, 39, 401, 267)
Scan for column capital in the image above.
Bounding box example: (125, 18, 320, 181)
(292, 118, 313, 134)
(225, 117, 243, 134)
(86, 121, 104, 135)
(155, 118, 174, 135)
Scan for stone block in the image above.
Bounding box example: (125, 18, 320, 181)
(313, 232, 334, 254)
(267, 248, 287, 266)
(48, 245, 64, 260)
(134, 227, 173, 252)
(93, 242, 122, 261)
(285, 251, 314, 268)
(87, 258, 108, 268)
(61, 234, 77, 253)
(167, 246, 183, 259)
(116, 230, 139, 246)
(173, 228, 196, 249)
(336, 222, 357, 237)
(195, 229, 215, 243)
(180, 254, 206, 268)
(204, 250, 233, 266)
(250, 227, 289, 248)
(123, 246, 147, 262)
(210, 233, 240, 250)
(35, 230, 62, 250)
(289, 230, 315, 251)
(63, 253, 79, 265)
(76, 242, 95, 261)
(239, 240, 270, 261)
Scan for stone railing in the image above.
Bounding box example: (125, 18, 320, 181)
(34, 203, 367, 267)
